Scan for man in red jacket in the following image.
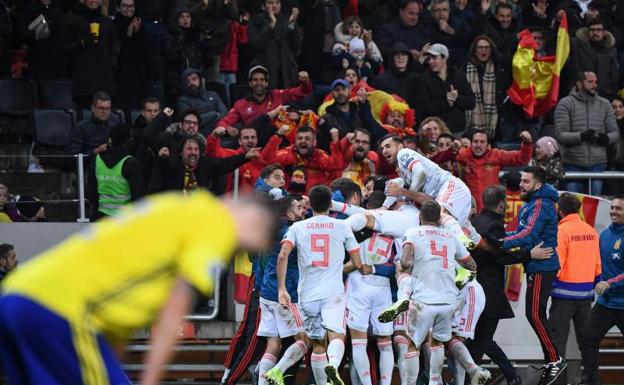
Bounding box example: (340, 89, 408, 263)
(215, 65, 313, 139)
(261, 125, 344, 193)
(206, 126, 265, 193)
(456, 130, 533, 211)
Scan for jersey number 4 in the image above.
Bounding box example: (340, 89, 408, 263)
(311, 234, 330, 267)
(430, 241, 448, 269)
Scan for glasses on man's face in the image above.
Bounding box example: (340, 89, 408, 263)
(183, 120, 199, 126)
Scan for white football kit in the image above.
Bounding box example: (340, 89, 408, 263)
(452, 280, 486, 340)
(396, 148, 472, 226)
(258, 298, 305, 338)
(346, 232, 395, 336)
(283, 215, 359, 339)
(402, 225, 471, 346)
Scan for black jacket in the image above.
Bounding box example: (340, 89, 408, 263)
(149, 153, 249, 195)
(368, 66, 419, 106)
(318, 101, 385, 151)
(63, 2, 119, 98)
(248, 11, 302, 89)
(68, 117, 115, 156)
(375, 19, 429, 65)
(472, 209, 531, 320)
(414, 66, 475, 133)
(87, 146, 145, 220)
(163, 18, 203, 100)
(478, 15, 519, 59)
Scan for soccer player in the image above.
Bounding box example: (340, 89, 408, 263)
(400, 201, 484, 385)
(270, 185, 363, 385)
(256, 196, 308, 385)
(0, 192, 277, 385)
(378, 134, 480, 250)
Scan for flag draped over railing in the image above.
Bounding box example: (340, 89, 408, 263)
(507, 13, 570, 118)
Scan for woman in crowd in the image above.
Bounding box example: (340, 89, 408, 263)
(530, 136, 565, 188)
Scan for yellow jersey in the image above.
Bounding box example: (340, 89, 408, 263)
(2, 191, 237, 342)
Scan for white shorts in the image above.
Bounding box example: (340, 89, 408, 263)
(257, 297, 305, 338)
(393, 311, 408, 332)
(407, 302, 455, 348)
(346, 277, 393, 336)
(436, 178, 472, 226)
(452, 282, 486, 340)
(300, 293, 347, 340)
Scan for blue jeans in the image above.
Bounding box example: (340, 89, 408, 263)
(219, 72, 237, 105)
(564, 164, 607, 196)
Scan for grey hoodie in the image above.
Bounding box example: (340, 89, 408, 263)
(554, 88, 619, 167)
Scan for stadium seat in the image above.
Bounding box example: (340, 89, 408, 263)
(39, 80, 75, 110)
(80, 108, 126, 125)
(0, 79, 38, 114)
(205, 81, 229, 108)
(32, 109, 76, 169)
(129, 109, 142, 125)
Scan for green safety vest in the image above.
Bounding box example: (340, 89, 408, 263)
(95, 155, 132, 216)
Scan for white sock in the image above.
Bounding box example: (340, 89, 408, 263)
(352, 339, 372, 385)
(220, 367, 230, 384)
(421, 342, 431, 376)
(397, 274, 412, 302)
(404, 351, 420, 385)
(310, 352, 328, 385)
(449, 338, 479, 377)
(428, 345, 445, 385)
(377, 340, 394, 385)
(327, 338, 346, 368)
(350, 359, 363, 385)
(393, 335, 409, 385)
(448, 356, 466, 385)
(258, 352, 277, 385)
(346, 213, 368, 231)
(331, 200, 367, 215)
(276, 340, 307, 373)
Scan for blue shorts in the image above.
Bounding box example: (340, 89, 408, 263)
(0, 294, 131, 385)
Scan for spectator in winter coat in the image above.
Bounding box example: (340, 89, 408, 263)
(530, 136, 565, 189)
(554, 71, 619, 195)
(248, 0, 302, 89)
(216, 65, 312, 143)
(368, 43, 418, 104)
(163, 7, 203, 104)
(456, 129, 533, 211)
(177, 68, 228, 135)
(12, 0, 71, 80)
(64, 0, 119, 108)
(68, 92, 116, 156)
(424, 0, 473, 66)
(113, 0, 152, 110)
(568, 17, 621, 100)
(414, 43, 475, 133)
(476, 3, 519, 59)
(375, 0, 429, 65)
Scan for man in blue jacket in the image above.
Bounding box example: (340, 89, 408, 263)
(502, 166, 565, 385)
(579, 196, 624, 385)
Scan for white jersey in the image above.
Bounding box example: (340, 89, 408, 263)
(283, 215, 359, 302)
(370, 203, 420, 263)
(348, 232, 396, 287)
(397, 148, 451, 198)
(403, 225, 470, 305)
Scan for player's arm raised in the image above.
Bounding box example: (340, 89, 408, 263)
(140, 279, 194, 385)
(277, 241, 294, 308)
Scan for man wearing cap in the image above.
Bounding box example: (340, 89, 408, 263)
(369, 43, 419, 103)
(414, 43, 475, 133)
(87, 124, 145, 220)
(215, 65, 312, 144)
(317, 79, 385, 151)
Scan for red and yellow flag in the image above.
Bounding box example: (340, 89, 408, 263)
(507, 13, 570, 118)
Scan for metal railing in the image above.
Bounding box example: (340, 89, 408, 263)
(563, 171, 624, 196)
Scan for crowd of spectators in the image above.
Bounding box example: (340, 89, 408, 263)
(1, 0, 624, 220)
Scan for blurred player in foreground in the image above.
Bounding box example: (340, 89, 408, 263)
(0, 191, 278, 385)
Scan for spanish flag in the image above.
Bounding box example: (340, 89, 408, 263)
(507, 13, 570, 118)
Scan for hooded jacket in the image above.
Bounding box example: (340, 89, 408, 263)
(569, 27, 620, 99)
(597, 223, 624, 310)
(503, 183, 560, 273)
(177, 68, 227, 119)
(554, 88, 619, 167)
(257, 218, 299, 302)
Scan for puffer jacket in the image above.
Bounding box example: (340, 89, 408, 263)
(554, 88, 619, 167)
(503, 183, 560, 273)
(597, 223, 624, 310)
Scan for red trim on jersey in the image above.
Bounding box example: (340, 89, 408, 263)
(281, 239, 294, 247)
